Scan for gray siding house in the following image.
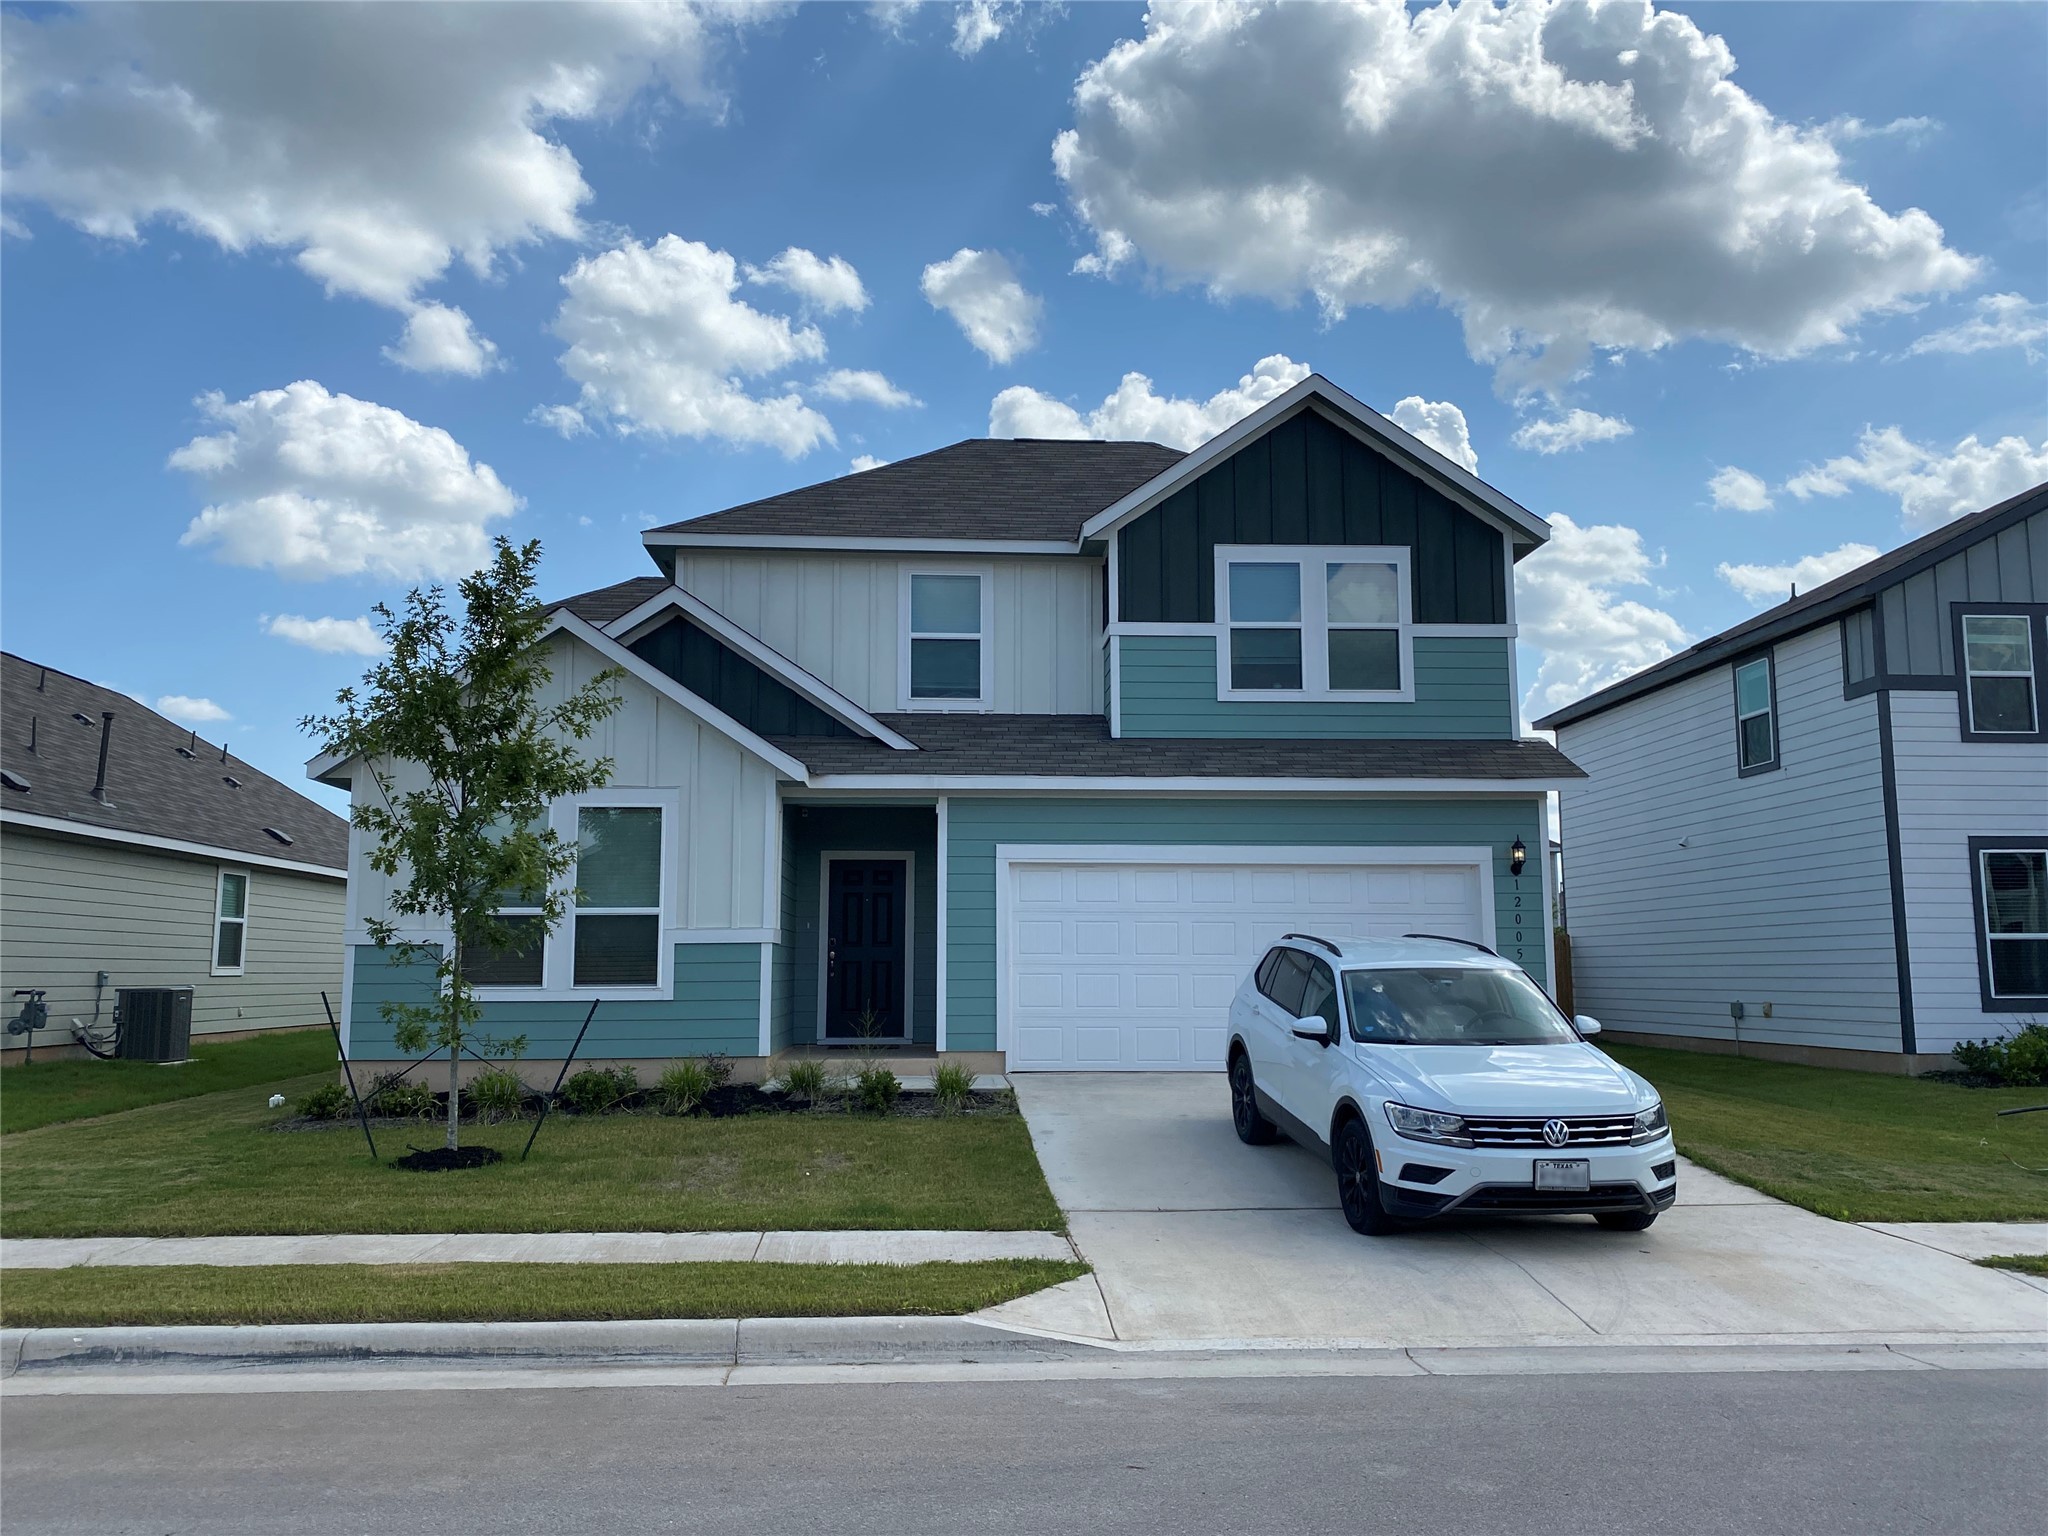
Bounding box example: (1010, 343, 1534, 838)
(1, 654, 348, 1059)
(318, 375, 1581, 1079)
(1537, 484, 2048, 1071)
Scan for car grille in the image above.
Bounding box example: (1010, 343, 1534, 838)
(1463, 1114, 1638, 1147)
(1459, 1183, 1650, 1213)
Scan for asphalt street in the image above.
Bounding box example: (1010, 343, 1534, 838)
(4, 1368, 2042, 1534)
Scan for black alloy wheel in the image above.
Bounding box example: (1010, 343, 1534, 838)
(1229, 1052, 1277, 1145)
(1335, 1116, 1400, 1235)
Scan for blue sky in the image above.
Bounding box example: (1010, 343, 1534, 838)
(4, 0, 2043, 812)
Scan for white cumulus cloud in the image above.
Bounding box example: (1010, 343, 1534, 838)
(850, 454, 890, 473)
(263, 614, 386, 656)
(1708, 466, 1774, 513)
(1389, 396, 1478, 474)
(1, 2, 759, 358)
(1906, 293, 2048, 363)
(1785, 425, 2048, 528)
(155, 695, 230, 725)
(1511, 408, 1632, 455)
(953, 1, 1023, 56)
(812, 369, 920, 408)
(746, 247, 869, 315)
(1716, 543, 1880, 606)
(1053, 0, 1975, 392)
(990, 355, 1309, 449)
(551, 234, 835, 456)
(383, 303, 501, 377)
(171, 381, 520, 581)
(527, 404, 591, 439)
(921, 248, 1042, 364)
(1518, 513, 1687, 717)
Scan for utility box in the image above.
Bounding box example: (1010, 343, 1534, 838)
(116, 987, 194, 1063)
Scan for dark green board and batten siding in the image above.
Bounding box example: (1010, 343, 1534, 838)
(1116, 407, 1507, 626)
(348, 942, 760, 1059)
(941, 797, 1549, 1054)
(1119, 634, 1514, 738)
(629, 616, 853, 738)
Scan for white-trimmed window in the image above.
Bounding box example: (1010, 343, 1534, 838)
(1216, 545, 1412, 701)
(1975, 845, 2048, 1006)
(1961, 614, 2038, 735)
(461, 822, 547, 988)
(211, 868, 249, 975)
(571, 806, 663, 986)
(901, 568, 992, 709)
(1734, 655, 1777, 774)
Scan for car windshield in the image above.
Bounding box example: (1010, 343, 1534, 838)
(1341, 966, 1579, 1046)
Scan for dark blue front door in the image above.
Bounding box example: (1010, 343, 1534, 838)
(825, 859, 906, 1039)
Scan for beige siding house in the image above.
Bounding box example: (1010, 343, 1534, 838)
(2, 653, 348, 1060)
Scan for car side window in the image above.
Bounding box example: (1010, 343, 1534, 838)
(1254, 948, 1286, 1002)
(1263, 949, 1311, 1017)
(1299, 958, 1340, 1030)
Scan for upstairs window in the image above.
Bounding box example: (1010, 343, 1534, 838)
(1734, 654, 1777, 774)
(212, 869, 248, 975)
(1961, 614, 2038, 735)
(572, 807, 663, 986)
(1217, 546, 1411, 701)
(903, 569, 989, 708)
(1974, 844, 2048, 1007)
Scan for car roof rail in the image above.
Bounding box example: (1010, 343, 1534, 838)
(1279, 932, 1344, 955)
(1401, 932, 1500, 957)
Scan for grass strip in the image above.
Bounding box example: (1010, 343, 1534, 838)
(1, 1030, 334, 1135)
(3, 1073, 1066, 1238)
(1606, 1044, 2048, 1223)
(0, 1259, 1088, 1329)
(1976, 1254, 2048, 1276)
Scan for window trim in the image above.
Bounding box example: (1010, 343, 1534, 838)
(210, 866, 250, 977)
(470, 787, 678, 1002)
(1953, 604, 2048, 744)
(1733, 650, 1780, 777)
(899, 564, 995, 711)
(1213, 544, 1415, 703)
(1967, 837, 2048, 1011)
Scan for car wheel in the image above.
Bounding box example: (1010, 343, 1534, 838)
(1229, 1052, 1278, 1145)
(1595, 1210, 1658, 1232)
(1335, 1116, 1399, 1235)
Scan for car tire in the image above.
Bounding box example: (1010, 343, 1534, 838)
(1229, 1052, 1278, 1145)
(1595, 1210, 1659, 1232)
(1335, 1116, 1400, 1236)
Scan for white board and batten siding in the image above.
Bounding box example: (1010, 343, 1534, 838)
(672, 552, 1103, 715)
(1889, 687, 2048, 1053)
(1556, 623, 1904, 1053)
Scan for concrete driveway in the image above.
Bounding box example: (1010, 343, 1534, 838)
(1001, 1074, 2048, 1349)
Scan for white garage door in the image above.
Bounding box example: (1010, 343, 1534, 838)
(1003, 854, 1488, 1072)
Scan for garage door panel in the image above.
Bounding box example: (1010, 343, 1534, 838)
(1005, 856, 1485, 1072)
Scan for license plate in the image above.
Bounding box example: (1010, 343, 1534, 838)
(1534, 1159, 1591, 1192)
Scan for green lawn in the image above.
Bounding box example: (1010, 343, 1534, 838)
(1978, 1254, 2048, 1277)
(0, 1030, 333, 1135)
(1, 1071, 1065, 1237)
(0, 1259, 1087, 1328)
(1607, 1044, 2048, 1223)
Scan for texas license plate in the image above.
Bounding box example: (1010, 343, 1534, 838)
(1534, 1159, 1591, 1192)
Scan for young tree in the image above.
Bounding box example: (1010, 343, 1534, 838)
(305, 538, 623, 1152)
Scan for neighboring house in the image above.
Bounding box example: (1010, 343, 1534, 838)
(1537, 484, 2048, 1073)
(317, 375, 1578, 1077)
(1, 653, 349, 1059)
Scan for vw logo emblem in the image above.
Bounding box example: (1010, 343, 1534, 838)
(1542, 1119, 1571, 1148)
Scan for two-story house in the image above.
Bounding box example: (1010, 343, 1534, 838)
(317, 375, 1578, 1079)
(1538, 483, 2048, 1073)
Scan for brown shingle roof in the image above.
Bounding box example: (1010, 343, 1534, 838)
(552, 576, 670, 626)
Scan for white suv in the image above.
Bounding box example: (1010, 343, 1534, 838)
(1226, 933, 1676, 1236)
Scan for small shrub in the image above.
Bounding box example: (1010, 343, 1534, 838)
(295, 1082, 351, 1120)
(702, 1053, 735, 1090)
(368, 1073, 437, 1120)
(854, 1064, 901, 1116)
(560, 1064, 639, 1115)
(468, 1066, 528, 1124)
(931, 1061, 976, 1116)
(781, 1059, 828, 1104)
(1952, 1023, 2048, 1087)
(656, 1059, 715, 1115)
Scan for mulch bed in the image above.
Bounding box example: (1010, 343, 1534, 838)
(274, 1087, 1016, 1133)
(393, 1145, 503, 1172)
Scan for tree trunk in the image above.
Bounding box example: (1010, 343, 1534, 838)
(445, 942, 462, 1152)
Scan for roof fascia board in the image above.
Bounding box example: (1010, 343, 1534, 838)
(642, 533, 1079, 556)
(1078, 375, 1550, 549)
(798, 774, 1572, 794)
(2, 808, 347, 878)
(601, 586, 919, 751)
(545, 611, 812, 783)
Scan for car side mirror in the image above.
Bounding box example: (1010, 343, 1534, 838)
(1291, 1016, 1334, 1047)
(1574, 1014, 1602, 1037)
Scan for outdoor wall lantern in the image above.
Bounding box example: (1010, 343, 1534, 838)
(1509, 837, 1527, 878)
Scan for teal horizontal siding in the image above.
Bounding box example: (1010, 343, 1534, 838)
(349, 942, 762, 1060)
(943, 796, 1547, 1053)
(1118, 634, 1513, 739)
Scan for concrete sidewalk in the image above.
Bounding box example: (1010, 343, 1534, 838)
(0, 1230, 1078, 1268)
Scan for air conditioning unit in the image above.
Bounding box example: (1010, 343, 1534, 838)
(115, 987, 194, 1063)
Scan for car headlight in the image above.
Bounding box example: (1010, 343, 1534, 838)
(1631, 1101, 1669, 1144)
(1385, 1102, 1473, 1147)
